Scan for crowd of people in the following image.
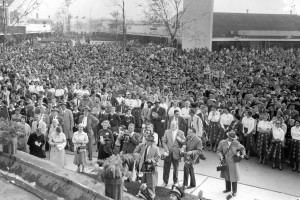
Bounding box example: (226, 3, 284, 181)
(0, 41, 300, 199)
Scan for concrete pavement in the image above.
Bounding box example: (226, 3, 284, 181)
(60, 145, 300, 200)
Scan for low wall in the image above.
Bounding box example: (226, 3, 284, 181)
(0, 151, 138, 200)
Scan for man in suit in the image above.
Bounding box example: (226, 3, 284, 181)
(182, 127, 202, 190)
(134, 134, 160, 199)
(141, 101, 153, 124)
(31, 114, 47, 136)
(162, 121, 185, 186)
(60, 102, 74, 152)
(116, 99, 129, 115)
(39, 107, 50, 128)
(108, 106, 121, 141)
(168, 110, 187, 134)
(79, 106, 99, 160)
(150, 100, 167, 146)
(49, 107, 64, 125)
(107, 91, 119, 107)
(217, 131, 246, 200)
(189, 109, 203, 138)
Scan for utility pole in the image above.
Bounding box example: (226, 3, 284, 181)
(2, 0, 7, 60)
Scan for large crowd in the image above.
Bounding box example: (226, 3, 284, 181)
(1, 41, 300, 199)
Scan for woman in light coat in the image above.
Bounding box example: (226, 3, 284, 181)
(48, 126, 67, 167)
(72, 123, 89, 172)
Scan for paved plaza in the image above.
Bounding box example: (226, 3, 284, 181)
(61, 143, 300, 200)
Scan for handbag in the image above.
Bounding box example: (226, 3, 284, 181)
(76, 146, 87, 154)
(216, 143, 232, 172)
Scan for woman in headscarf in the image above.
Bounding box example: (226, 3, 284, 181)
(72, 123, 89, 172)
(290, 119, 300, 172)
(256, 113, 272, 164)
(268, 119, 285, 170)
(48, 126, 67, 167)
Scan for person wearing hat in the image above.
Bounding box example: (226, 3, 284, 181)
(60, 102, 75, 152)
(150, 100, 167, 146)
(134, 134, 160, 199)
(170, 185, 184, 200)
(217, 131, 245, 199)
(78, 106, 99, 160)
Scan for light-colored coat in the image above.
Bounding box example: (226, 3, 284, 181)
(216, 139, 246, 182)
(134, 143, 160, 190)
(61, 109, 74, 139)
(162, 129, 185, 160)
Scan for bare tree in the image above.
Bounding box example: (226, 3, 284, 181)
(8, 0, 41, 26)
(140, 0, 192, 45)
(109, 10, 121, 40)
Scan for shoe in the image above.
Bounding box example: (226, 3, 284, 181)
(223, 190, 231, 193)
(272, 164, 276, 169)
(292, 167, 296, 172)
(279, 165, 283, 171)
(182, 185, 187, 190)
(232, 193, 236, 197)
(226, 194, 233, 200)
(245, 155, 249, 160)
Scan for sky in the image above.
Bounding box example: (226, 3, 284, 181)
(11, 0, 297, 20)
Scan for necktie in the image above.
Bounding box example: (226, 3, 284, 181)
(144, 145, 149, 162)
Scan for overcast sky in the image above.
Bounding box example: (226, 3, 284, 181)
(31, 0, 295, 20)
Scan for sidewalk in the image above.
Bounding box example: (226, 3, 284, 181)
(63, 149, 300, 200)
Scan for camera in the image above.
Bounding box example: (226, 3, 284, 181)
(141, 161, 155, 173)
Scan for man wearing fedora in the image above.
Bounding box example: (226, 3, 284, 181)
(134, 134, 160, 199)
(216, 131, 246, 199)
(79, 106, 99, 160)
(60, 102, 74, 152)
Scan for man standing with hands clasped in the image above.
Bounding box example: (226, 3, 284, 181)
(162, 121, 185, 186)
(216, 130, 246, 200)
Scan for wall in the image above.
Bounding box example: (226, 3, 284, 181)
(181, 0, 214, 50)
